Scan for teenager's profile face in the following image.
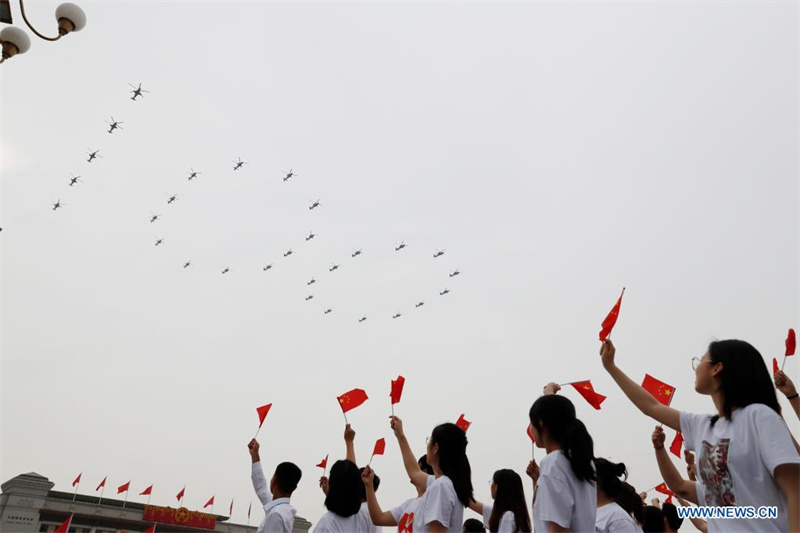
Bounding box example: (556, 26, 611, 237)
(693, 351, 718, 394)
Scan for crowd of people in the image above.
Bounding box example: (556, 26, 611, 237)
(246, 339, 800, 532)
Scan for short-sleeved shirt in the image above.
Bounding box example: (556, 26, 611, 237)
(391, 497, 421, 532)
(358, 501, 382, 533)
(531, 450, 597, 533)
(413, 475, 465, 532)
(481, 504, 517, 533)
(596, 502, 640, 533)
(680, 404, 800, 532)
(313, 511, 361, 533)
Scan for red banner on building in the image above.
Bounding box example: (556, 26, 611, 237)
(143, 505, 216, 530)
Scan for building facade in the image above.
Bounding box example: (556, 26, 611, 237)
(0, 473, 312, 533)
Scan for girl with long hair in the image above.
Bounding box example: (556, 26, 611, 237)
(466, 468, 531, 532)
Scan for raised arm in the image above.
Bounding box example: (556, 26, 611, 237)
(675, 496, 707, 533)
(248, 439, 272, 506)
(391, 416, 429, 491)
(525, 460, 540, 500)
(775, 370, 800, 422)
(600, 340, 681, 431)
(361, 466, 398, 527)
(467, 499, 485, 515)
(651, 427, 697, 503)
(344, 424, 357, 464)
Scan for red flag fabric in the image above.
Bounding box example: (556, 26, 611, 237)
(256, 403, 272, 427)
(96, 476, 107, 491)
(455, 414, 471, 432)
(390, 376, 406, 405)
(117, 481, 130, 494)
(569, 381, 607, 410)
(72, 473, 82, 487)
(655, 482, 674, 496)
(787, 328, 796, 357)
(372, 438, 386, 457)
(230, 499, 234, 516)
(642, 374, 676, 406)
(773, 357, 780, 375)
(176, 486, 185, 502)
(204, 495, 215, 508)
(665, 493, 674, 504)
(527, 425, 535, 443)
(144, 526, 156, 533)
(316, 455, 329, 469)
(337, 388, 369, 413)
(599, 288, 625, 341)
(54, 515, 73, 533)
(140, 485, 153, 496)
(669, 432, 683, 458)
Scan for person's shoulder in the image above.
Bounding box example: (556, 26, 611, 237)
(431, 475, 455, 489)
(541, 450, 569, 474)
(741, 403, 781, 420)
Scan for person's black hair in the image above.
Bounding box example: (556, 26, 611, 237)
(529, 395, 596, 482)
(430, 423, 474, 506)
(418, 454, 434, 475)
(615, 481, 643, 524)
(273, 462, 302, 494)
(641, 505, 665, 532)
(707, 340, 781, 426)
(488, 469, 531, 533)
(661, 502, 683, 530)
(357, 467, 380, 501)
(595, 458, 627, 499)
(324, 460, 362, 517)
(462, 518, 485, 532)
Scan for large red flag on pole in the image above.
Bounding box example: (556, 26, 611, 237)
(204, 495, 215, 508)
(642, 374, 676, 406)
(599, 288, 625, 341)
(140, 485, 153, 496)
(54, 515, 73, 533)
(72, 473, 82, 487)
(117, 481, 130, 494)
(176, 485, 185, 505)
(144, 525, 156, 533)
(455, 414, 471, 432)
(568, 381, 607, 410)
(96, 477, 107, 491)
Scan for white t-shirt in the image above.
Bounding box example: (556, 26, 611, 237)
(413, 474, 465, 532)
(596, 502, 640, 533)
(251, 462, 296, 533)
(482, 503, 517, 533)
(358, 501, 382, 533)
(680, 405, 800, 532)
(531, 450, 597, 533)
(313, 511, 361, 533)
(391, 497, 421, 531)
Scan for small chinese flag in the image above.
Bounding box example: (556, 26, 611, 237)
(144, 525, 156, 533)
(140, 485, 153, 496)
(599, 288, 625, 341)
(204, 495, 215, 508)
(786, 328, 796, 357)
(527, 425, 535, 443)
(569, 381, 607, 410)
(54, 515, 73, 533)
(337, 388, 369, 413)
(230, 499, 234, 516)
(455, 414, 471, 432)
(669, 432, 683, 458)
(316, 455, 329, 469)
(655, 482, 674, 496)
(773, 358, 780, 375)
(72, 473, 82, 487)
(117, 481, 130, 494)
(642, 374, 676, 406)
(96, 476, 107, 491)
(390, 376, 406, 405)
(256, 403, 272, 427)
(176, 486, 185, 502)
(372, 438, 386, 457)
(665, 493, 674, 504)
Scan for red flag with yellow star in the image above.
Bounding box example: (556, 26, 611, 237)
(642, 374, 676, 406)
(337, 388, 368, 413)
(599, 288, 625, 341)
(569, 381, 607, 410)
(655, 482, 674, 497)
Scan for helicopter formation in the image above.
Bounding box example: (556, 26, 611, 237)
(47, 82, 462, 324)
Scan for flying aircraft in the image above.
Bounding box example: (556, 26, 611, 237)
(307, 278, 316, 286)
(283, 169, 295, 181)
(306, 231, 316, 241)
(263, 264, 273, 271)
(149, 213, 160, 223)
(106, 117, 123, 134)
(183, 261, 191, 268)
(129, 83, 149, 101)
(392, 313, 402, 319)
(222, 267, 230, 274)
(440, 289, 450, 296)
(233, 157, 247, 171)
(187, 168, 201, 181)
(305, 295, 314, 301)
(395, 242, 406, 251)
(415, 301, 425, 308)
(351, 249, 362, 258)
(324, 309, 333, 315)
(329, 264, 339, 272)
(86, 149, 101, 163)
(52, 200, 63, 211)
(154, 239, 163, 246)
(433, 250, 445, 258)
(449, 270, 460, 277)
(283, 249, 293, 257)
(68, 174, 81, 187)
(167, 195, 178, 204)
(358, 316, 367, 323)
(309, 200, 320, 210)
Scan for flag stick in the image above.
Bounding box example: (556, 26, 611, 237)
(147, 493, 152, 506)
(123, 490, 129, 509)
(254, 424, 263, 440)
(781, 355, 788, 371)
(99, 485, 105, 506)
(342, 409, 349, 425)
(368, 454, 374, 467)
(531, 441, 535, 460)
(391, 403, 394, 417)
(211, 503, 214, 515)
(72, 481, 79, 502)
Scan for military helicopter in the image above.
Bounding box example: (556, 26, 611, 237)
(129, 83, 149, 101)
(283, 169, 295, 182)
(433, 250, 445, 258)
(329, 264, 339, 272)
(187, 168, 201, 181)
(415, 301, 425, 308)
(351, 249, 362, 258)
(52, 200, 64, 211)
(67, 174, 81, 187)
(449, 270, 460, 277)
(232, 157, 247, 171)
(307, 278, 316, 286)
(106, 117, 123, 134)
(309, 200, 321, 210)
(305, 295, 314, 301)
(283, 249, 293, 258)
(149, 213, 160, 223)
(183, 261, 191, 268)
(324, 309, 333, 315)
(154, 239, 163, 246)
(440, 289, 450, 296)
(395, 241, 406, 251)
(86, 149, 101, 163)
(263, 264, 273, 271)
(167, 194, 178, 205)
(306, 231, 316, 242)
(221, 267, 230, 274)
(392, 313, 402, 319)
(358, 316, 368, 323)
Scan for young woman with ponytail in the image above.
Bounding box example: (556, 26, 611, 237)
(528, 394, 597, 532)
(466, 469, 531, 532)
(594, 459, 641, 533)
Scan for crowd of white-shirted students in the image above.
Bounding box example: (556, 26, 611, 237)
(246, 339, 800, 532)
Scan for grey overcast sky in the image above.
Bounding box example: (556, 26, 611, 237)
(1, 1, 798, 530)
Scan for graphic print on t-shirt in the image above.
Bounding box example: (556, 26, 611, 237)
(398, 512, 414, 533)
(698, 438, 736, 506)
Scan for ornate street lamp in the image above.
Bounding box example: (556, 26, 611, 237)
(0, 0, 86, 64)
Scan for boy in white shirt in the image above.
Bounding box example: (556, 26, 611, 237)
(249, 438, 302, 533)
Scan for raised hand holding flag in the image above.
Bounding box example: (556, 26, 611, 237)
(782, 328, 796, 370)
(599, 288, 625, 341)
(316, 455, 329, 476)
(390, 376, 405, 416)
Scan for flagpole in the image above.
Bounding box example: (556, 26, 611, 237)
(99, 485, 105, 506)
(147, 493, 152, 506)
(782, 356, 788, 371)
(123, 489, 129, 509)
(72, 481, 79, 502)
